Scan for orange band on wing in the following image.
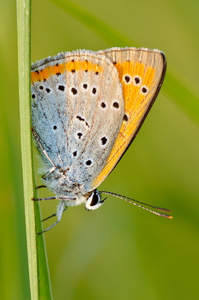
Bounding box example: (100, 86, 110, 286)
(31, 61, 103, 83)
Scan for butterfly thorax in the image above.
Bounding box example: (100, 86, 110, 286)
(41, 163, 104, 210)
(42, 165, 85, 199)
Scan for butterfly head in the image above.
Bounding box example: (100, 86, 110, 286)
(85, 189, 105, 211)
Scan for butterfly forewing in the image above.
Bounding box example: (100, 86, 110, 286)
(92, 48, 167, 189)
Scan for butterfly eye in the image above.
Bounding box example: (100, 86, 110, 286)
(85, 190, 104, 210)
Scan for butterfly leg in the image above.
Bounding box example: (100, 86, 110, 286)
(42, 207, 67, 222)
(38, 201, 67, 234)
(36, 185, 47, 189)
(32, 196, 76, 201)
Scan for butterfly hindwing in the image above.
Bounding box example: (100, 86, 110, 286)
(31, 51, 124, 193)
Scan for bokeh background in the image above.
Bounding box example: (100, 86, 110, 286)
(1, 0, 199, 299)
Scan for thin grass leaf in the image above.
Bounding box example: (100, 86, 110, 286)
(17, 0, 53, 299)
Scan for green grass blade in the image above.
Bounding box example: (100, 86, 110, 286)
(50, 0, 199, 126)
(17, 0, 53, 299)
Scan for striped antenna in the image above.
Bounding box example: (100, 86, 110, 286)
(100, 191, 172, 219)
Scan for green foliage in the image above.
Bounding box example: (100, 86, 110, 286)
(1, 0, 199, 299)
(16, 0, 52, 299)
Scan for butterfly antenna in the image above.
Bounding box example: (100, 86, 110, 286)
(100, 191, 172, 219)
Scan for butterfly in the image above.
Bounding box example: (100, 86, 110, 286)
(31, 47, 172, 233)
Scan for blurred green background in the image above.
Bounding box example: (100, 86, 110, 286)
(1, 0, 199, 299)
